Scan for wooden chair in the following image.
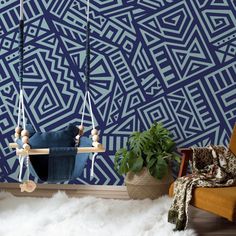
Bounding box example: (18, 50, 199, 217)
(169, 124, 236, 222)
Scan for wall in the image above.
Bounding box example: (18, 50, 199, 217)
(0, 0, 235, 185)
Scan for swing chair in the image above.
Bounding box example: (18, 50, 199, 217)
(9, 0, 105, 192)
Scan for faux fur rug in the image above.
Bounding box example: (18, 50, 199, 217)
(0, 191, 196, 236)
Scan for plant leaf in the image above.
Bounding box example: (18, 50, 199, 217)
(153, 158, 168, 180)
(147, 157, 156, 169)
(131, 156, 143, 173)
(129, 131, 152, 155)
(173, 154, 181, 163)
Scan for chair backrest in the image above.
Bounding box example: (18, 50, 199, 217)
(229, 124, 236, 156)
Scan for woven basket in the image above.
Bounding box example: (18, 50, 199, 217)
(125, 167, 173, 199)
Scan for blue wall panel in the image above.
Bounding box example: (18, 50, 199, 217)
(0, 0, 235, 185)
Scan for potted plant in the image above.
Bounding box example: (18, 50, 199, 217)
(114, 122, 180, 199)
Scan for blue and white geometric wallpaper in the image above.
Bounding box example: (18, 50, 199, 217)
(0, 0, 235, 185)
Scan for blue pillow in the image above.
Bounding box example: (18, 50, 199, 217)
(72, 136, 92, 178)
(29, 124, 78, 148)
(26, 124, 36, 138)
(28, 124, 79, 181)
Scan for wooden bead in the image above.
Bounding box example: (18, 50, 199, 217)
(23, 143, 30, 150)
(79, 130, 84, 136)
(92, 142, 102, 148)
(15, 127, 21, 134)
(15, 133, 20, 138)
(23, 143, 31, 151)
(78, 125, 84, 131)
(92, 135, 99, 142)
(91, 129, 98, 135)
(22, 136, 29, 144)
(21, 129, 29, 137)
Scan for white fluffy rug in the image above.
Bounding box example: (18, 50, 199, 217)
(0, 192, 196, 236)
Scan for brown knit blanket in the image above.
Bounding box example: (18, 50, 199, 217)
(168, 145, 236, 231)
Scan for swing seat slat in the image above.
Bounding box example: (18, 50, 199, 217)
(9, 143, 105, 155)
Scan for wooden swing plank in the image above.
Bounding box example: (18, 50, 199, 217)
(9, 143, 105, 155)
(9, 143, 18, 148)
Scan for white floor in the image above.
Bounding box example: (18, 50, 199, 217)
(0, 191, 196, 236)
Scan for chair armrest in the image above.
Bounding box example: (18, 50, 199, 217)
(178, 148, 193, 177)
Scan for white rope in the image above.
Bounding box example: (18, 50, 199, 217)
(80, 0, 95, 130)
(17, 0, 26, 130)
(17, 0, 31, 185)
(80, 91, 95, 130)
(18, 155, 24, 182)
(80, 91, 88, 127)
(80, 91, 97, 177)
(21, 89, 26, 130)
(18, 154, 30, 182)
(87, 91, 95, 130)
(86, 0, 90, 23)
(17, 89, 26, 130)
(90, 152, 97, 177)
(26, 156, 30, 180)
(20, 0, 23, 20)
(17, 90, 22, 127)
(82, 0, 98, 178)
(17, 89, 29, 182)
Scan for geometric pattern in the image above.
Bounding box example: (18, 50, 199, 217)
(0, 0, 235, 185)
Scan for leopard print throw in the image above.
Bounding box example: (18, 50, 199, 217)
(168, 145, 236, 231)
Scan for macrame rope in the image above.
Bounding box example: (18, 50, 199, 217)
(21, 89, 26, 130)
(18, 0, 26, 130)
(20, 0, 23, 20)
(80, 91, 88, 127)
(17, 89, 26, 132)
(87, 91, 95, 130)
(86, 0, 90, 23)
(18, 154, 29, 182)
(80, 0, 95, 131)
(26, 156, 30, 180)
(80, 91, 95, 130)
(17, 90, 23, 127)
(17, 0, 30, 183)
(90, 152, 98, 177)
(18, 155, 24, 182)
(80, 90, 97, 178)
(19, 0, 24, 89)
(85, 0, 98, 177)
(17, 0, 26, 128)
(85, 0, 90, 91)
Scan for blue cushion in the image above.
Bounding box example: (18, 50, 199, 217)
(29, 124, 78, 148)
(26, 124, 36, 138)
(29, 124, 78, 181)
(48, 147, 77, 183)
(72, 136, 92, 178)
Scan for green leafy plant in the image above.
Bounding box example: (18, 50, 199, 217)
(114, 122, 180, 180)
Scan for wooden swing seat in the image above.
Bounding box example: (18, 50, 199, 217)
(9, 143, 105, 155)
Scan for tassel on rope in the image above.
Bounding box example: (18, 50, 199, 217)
(15, 0, 36, 192)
